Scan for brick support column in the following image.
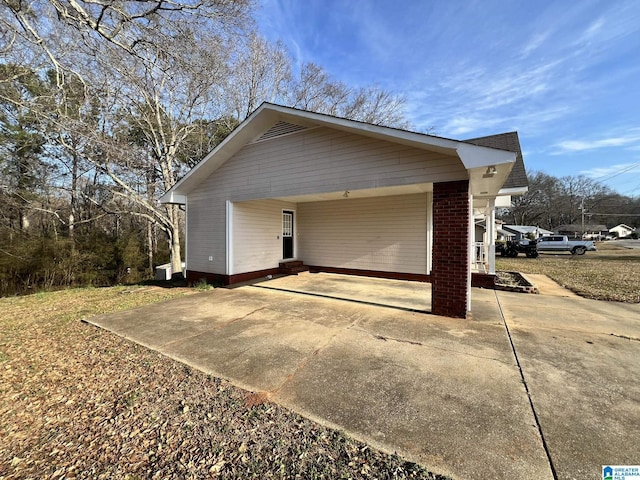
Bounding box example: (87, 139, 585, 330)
(431, 180, 470, 318)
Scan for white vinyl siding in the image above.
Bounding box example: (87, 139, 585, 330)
(186, 196, 226, 274)
(297, 194, 428, 275)
(197, 127, 465, 202)
(232, 199, 295, 273)
(188, 126, 463, 274)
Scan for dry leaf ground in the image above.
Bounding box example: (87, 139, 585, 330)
(0, 286, 448, 479)
(496, 242, 640, 303)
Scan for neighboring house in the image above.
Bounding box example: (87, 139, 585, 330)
(474, 222, 521, 242)
(160, 103, 527, 318)
(502, 225, 554, 240)
(497, 228, 515, 242)
(556, 224, 607, 239)
(609, 224, 636, 238)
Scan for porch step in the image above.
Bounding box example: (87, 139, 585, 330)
(278, 260, 309, 275)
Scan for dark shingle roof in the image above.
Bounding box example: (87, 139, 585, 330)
(464, 132, 528, 190)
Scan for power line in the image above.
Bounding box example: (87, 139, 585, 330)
(591, 161, 640, 182)
(587, 212, 640, 216)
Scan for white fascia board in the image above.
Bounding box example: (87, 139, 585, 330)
(493, 186, 528, 208)
(495, 195, 512, 208)
(159, 192, 187, 205)
(498, 186, 529, 196)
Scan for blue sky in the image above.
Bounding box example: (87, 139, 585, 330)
(255, 0, 640, 197)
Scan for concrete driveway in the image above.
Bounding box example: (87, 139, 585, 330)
(86, 272, 640, 480)
(617, 239, 640, 249)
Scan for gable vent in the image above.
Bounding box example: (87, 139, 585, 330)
(254, 121, 308, 142)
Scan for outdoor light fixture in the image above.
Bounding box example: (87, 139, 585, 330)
(483, 165, 497, 178)
(343, 190, 350, 198)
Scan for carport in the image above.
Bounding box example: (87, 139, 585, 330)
(161, 103, 524, 318)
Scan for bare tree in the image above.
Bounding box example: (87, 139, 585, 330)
(287, 62, 410, 128)
(0, 0, 251, 85)
(289, 63, 346, 114)
(1, 0, 253, 277)
(1, 0, 413, 284)
(507, 171, 614, 230)
(226, 33, 291, 120)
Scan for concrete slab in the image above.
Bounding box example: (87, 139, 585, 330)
(497, 289, 640, 339)
(162, 294, 363, 392)
(495, 291, 640, 480)
(86, 275, 640, 480)
(252, 272, 431, 312)
(522, 273, 580, 297)
(274, 307, 551, 480)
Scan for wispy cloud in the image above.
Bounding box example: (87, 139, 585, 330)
(441, 115, 502, 136)
(519, 30, 552, 58)
(429, 105, 571, 137)
(579, 17, 605, 43)
(553, 130, 640, 153)
(406, 54, 572, 137)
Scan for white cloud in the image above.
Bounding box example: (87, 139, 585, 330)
(580, 17, 605, 43)
(443, 116, 502, 136)
(554, 131, 640, 153)
(520, 30, 552, 58)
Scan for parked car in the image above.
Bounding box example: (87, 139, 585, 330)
(536, 235, 596, 255)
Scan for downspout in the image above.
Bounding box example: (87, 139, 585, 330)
(226, 200, 234, 276)
(181, 202, 188, 278)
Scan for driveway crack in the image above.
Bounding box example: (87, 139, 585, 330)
(351, 326, 513, 365)
(610, 332, 640, 342)
(495, 290, 558, 480)
(270, 315, 362, 397)
(160, 306, 268, 348)
(372, 333, 423, 346)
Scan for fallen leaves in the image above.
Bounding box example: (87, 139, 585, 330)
(0, 285, 448, 479)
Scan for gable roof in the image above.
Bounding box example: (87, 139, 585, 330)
(161, 103, 518, 204)
(503, 225, 554, 235)
(464, 132, 528, 191)
(609, 224, 635, 232)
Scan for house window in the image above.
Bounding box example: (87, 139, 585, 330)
(283, 214, 292, 237)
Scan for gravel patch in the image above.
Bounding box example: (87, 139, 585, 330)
(0, 286, 449, 479)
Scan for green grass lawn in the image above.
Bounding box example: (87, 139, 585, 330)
(496, 242, 640, 303)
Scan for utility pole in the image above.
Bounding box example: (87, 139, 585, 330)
(579, 198, 586, 239)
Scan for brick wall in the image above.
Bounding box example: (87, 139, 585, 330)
(471, 273, 497, 288)
(431, 180, 470, 318)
